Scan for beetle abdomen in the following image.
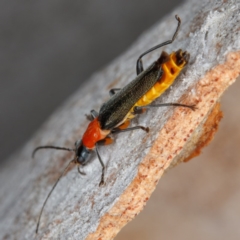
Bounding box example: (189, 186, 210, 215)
(127, 49, 189, 119)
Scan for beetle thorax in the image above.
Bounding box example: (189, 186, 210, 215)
(82, 118, 110, 149)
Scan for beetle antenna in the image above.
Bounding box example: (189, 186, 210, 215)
(32, 146, 75, 158)
(36, 159, 76, 234)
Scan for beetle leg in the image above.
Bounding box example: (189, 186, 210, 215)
(109, 88, 121, 96)
(78, 165, 86, 175)
(95, 144, 105, 186)
(111, 120, 148, 134)
(133, 107, 147, 115)
(117, 120, 131, 129)
(136, 15, 181, 75)
(91, 109, 99, 118)
(111, 125, 149, 134)
(85, 109, 99, 121)
(97, 137, 114, 146)
(134, 103, 196, 113)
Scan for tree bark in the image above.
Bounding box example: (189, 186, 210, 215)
(0, 0, 240, 239)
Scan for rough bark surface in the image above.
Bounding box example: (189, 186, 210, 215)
(0, 0, 240, 239)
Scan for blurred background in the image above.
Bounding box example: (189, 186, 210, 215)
(1, 1, 240, 239)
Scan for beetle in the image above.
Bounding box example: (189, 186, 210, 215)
(33, 15, 195, 233)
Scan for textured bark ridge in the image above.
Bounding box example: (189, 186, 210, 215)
(0, 0, 240, 240)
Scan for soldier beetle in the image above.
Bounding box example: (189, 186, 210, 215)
(33, 15, 195, 233)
